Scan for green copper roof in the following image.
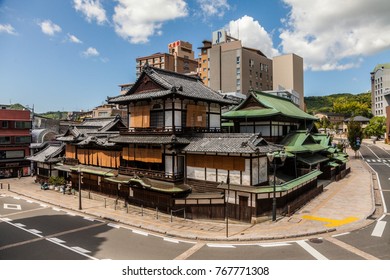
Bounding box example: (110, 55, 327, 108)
(280, 130, 326, 153)
(223, 91, 317, 121)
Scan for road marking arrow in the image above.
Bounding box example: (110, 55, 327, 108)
(302, 215, 358, 227)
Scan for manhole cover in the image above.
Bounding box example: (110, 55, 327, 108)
(309, 238, 323, 244)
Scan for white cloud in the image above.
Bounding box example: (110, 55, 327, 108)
(73, 0, 107, 25)
(113, 0, 188, 44)
(227, 16, 279, 58)
(67, 33, 83, 44)
(82, 47, 99, 57)
(197, 0, 230, 17)
(0, 23, 17, 35)
(280, 0, 390, 71)
(39, 20, 62, 36)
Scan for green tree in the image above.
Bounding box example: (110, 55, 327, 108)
(364, 116, 386, 138)
(347, 118, 363, 154)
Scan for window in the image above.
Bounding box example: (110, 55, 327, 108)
(1, 121, 8, 128)
(236, 56, 240, 64)
(15, 136, 31, 143)
(0, 136, 11, 144)
(150, 104, 164, 128)
(249, 59, 254, 67)
(15, 121, 31, 129)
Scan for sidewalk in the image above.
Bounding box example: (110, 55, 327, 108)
(0, 147, 381, 242)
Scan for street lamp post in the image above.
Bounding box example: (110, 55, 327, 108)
(78, 167, 82, 210)
(225, 175, 230, 238)
(267, 151, 287, 221)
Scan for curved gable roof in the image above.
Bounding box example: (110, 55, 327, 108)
(223, 91, 317, 121)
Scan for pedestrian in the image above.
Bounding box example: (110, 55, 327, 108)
(18, 170, 21, 179)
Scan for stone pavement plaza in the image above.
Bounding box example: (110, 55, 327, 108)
(0, 145, 382, 242)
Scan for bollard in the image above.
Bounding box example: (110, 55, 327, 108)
(156, 207, 158, 220)
(104, 198, 107, 208)
(170, 210, 173, 223)
(8, 183, 10, 190)
(1, 183, 2, 189)
(126, 204, 128, 214)
(141, 205, 143, 216)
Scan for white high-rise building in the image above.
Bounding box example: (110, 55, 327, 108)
(371, 63, 390, 117)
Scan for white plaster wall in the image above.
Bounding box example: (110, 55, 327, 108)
(210, 114, 220, 129)
(186, 166, 205, 180)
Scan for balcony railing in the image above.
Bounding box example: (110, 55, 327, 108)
(119, 166, 184, 182)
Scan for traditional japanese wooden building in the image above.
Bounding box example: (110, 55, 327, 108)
(55, 116, 127, 197)
(222, 91, 318, 143)
(27, 142, 65, 182)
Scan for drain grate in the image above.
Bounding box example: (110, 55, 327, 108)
(309, 238, 323, 244)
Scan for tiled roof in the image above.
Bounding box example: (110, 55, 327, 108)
(27, 143, 65, 163)
(223, 91, 317, 121)
(279, 130, 326, 154)
(108, 66, 237, 105)
(110, 135, 190, 145)
(182, 133, 282, 154)
(56, 116, 123, 143)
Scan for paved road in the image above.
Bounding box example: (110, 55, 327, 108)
(1, 142, 389, 260)
(0, 189, 384, 260)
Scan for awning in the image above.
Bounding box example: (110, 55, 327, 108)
(327, 161, 340, 167)
(69, 166, 117, 177)
(332, 156, 348, 163)
(297, 154, 329, 166)
(104, 175, 134, 184)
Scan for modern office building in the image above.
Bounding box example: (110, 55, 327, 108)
(135, 40, 198, 78)
(0, 108, 32, 178)
(271, 53, 304, 110)
(198, 30, 273, 96)
(371, 63, 390, 117)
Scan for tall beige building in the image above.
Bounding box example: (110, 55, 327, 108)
(136, 40, 198, 78)
(199, 30, 273, 96)
(272, 53, 304, 109)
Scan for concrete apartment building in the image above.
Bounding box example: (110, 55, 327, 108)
(371, 63, 390, 117)
(135, 40, 198, 78)
(199, 30, 273, 97)
(270, 53, 304, 110)
(0, 107, 32, 178)
(198, 30, 304, 110)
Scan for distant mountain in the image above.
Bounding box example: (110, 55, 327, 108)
(304, 92, 372, 117)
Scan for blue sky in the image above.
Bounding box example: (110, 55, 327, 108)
(1, 0, 390, 113)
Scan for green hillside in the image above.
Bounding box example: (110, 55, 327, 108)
(305, 92, 372, 117)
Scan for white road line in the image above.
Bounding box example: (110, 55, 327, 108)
(52, 207, 61, 212)
(132, 229, 148, 236)
(371, 221, 387, 237)
(26, 200, 33, 203)
(296, 240, 328, 260)
(40, 204, 48, 207)
(47, 237, 66, 243)
(332, 232, 350, 237)
(66, 212, 76, 216)
(83, 217, 95, 222)
(207, 244, 236, 248)
(259, 242, 291, 247)
(13, 223, 26, 227)
(29, 229, 42, 234)
(71, 246, 91, 254)
(1, 217, 12, 222)
(163, 237, 179, 243)
(107, 223, 120, 229)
